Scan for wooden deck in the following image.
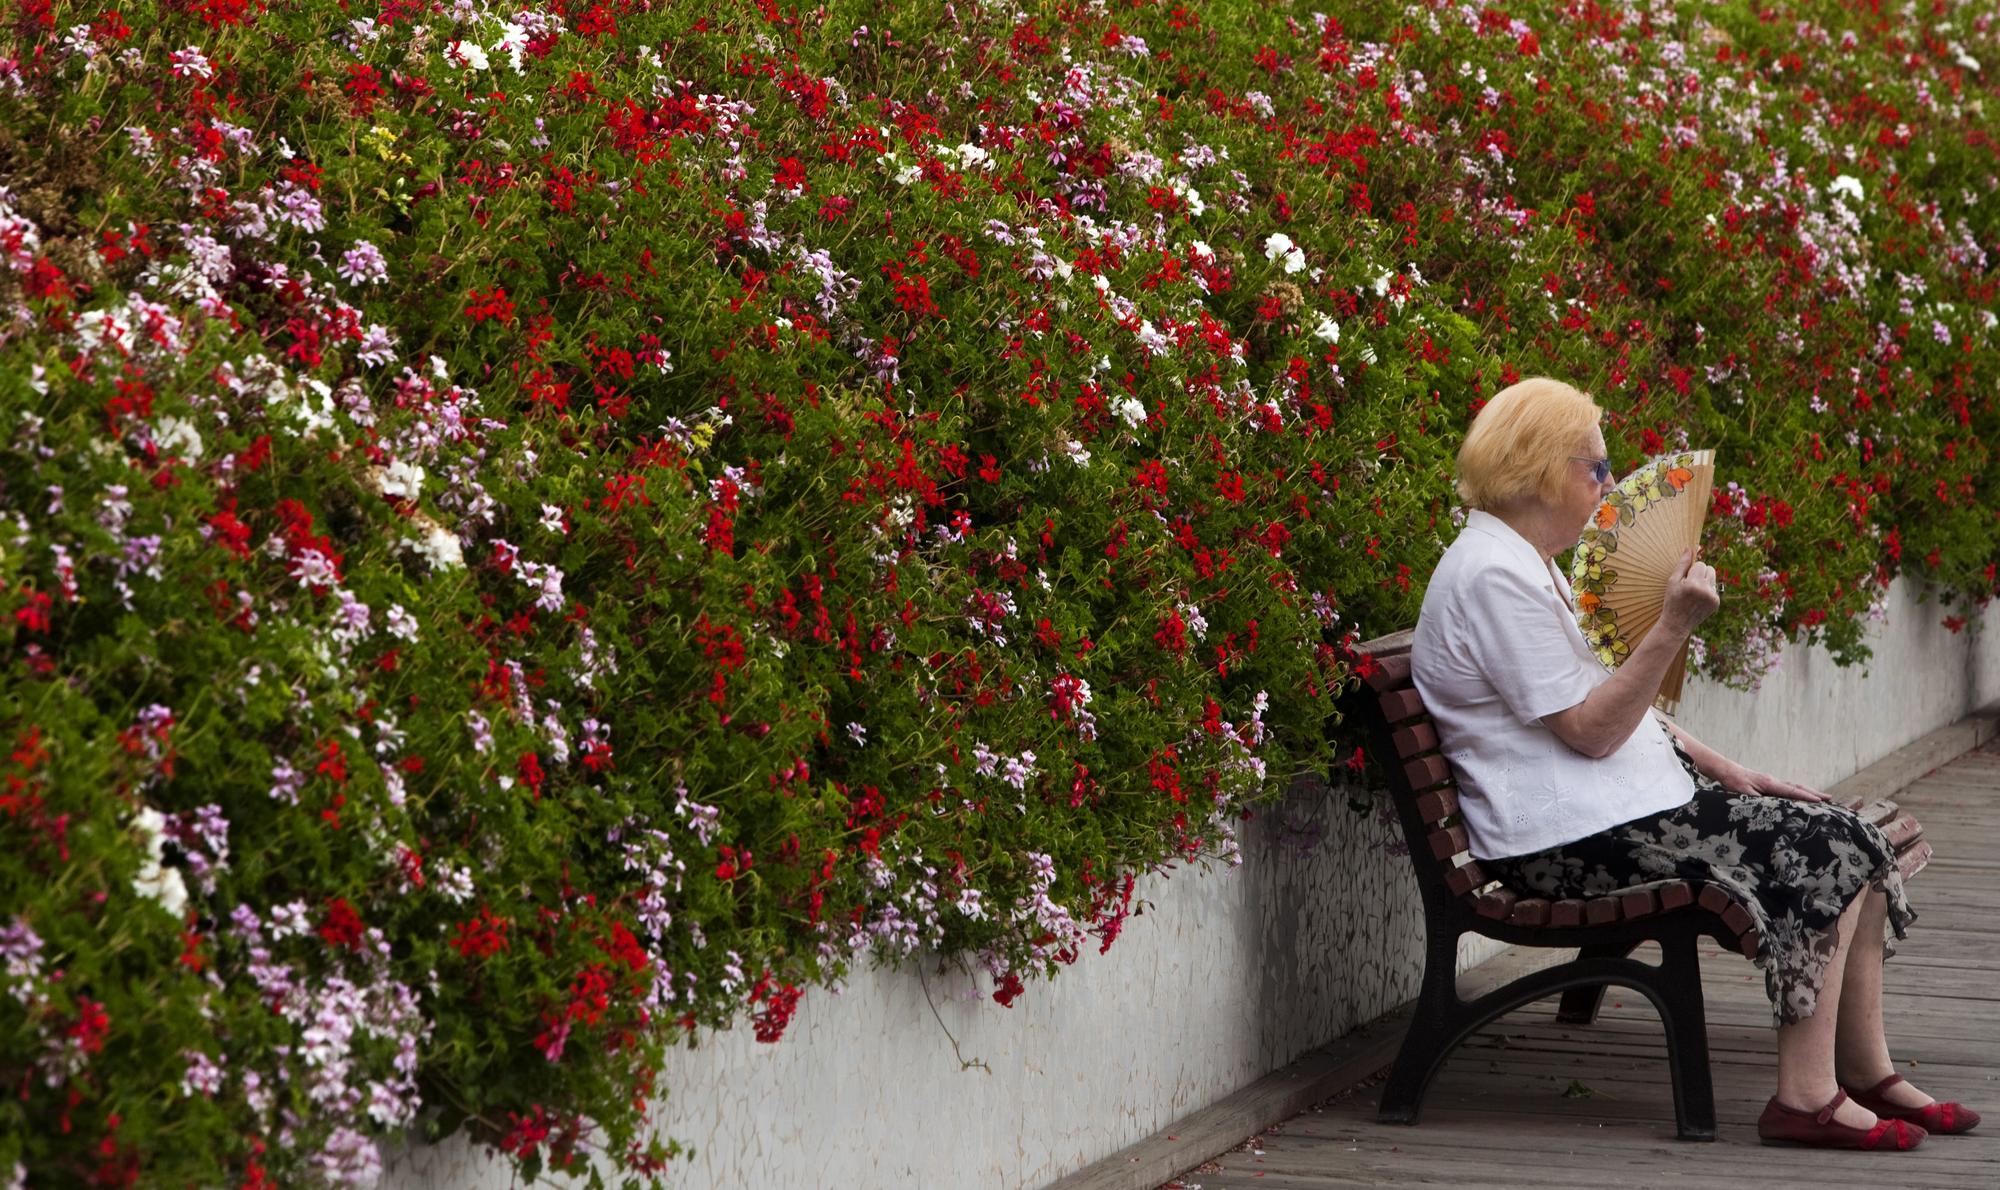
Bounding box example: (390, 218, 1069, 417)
(1175, 744, 2000, 1189)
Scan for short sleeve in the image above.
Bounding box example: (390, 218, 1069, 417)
(1455, 567, 1599, 727)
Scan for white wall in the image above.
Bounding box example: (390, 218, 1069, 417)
(1673, 578, 2000, 792)
(382, 578, 2000, 1190)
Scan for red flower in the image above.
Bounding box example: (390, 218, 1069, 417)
(465, 286, 516, 326)
(449, 907, 512, 960)
(316, 898, 365, 950)
(67, 997, 110, 1053)
(992, 972, 1026, 1007)
(752, 983, 803, 1042)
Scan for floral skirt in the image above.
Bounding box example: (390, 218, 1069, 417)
(1482, 733, 1915, 1026)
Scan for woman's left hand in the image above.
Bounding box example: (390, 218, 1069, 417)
(1716, 763, 1832, 803)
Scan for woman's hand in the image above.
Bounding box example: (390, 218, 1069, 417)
(1713, 761, 1832, 803)
(1661, 547, 1721, 635)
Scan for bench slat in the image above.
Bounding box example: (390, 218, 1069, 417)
(1896, 839, 1933, 882)
(1879, 812, 1923, 852)
(1363, 651, 1414, 692)
(1508, 898, 1551, 927)
(1390, 721, 1439, 759)
(1427, 823, 1469, 861)
(1853, 798, 1899, 829)
(1584, 896, 1620, 926)
(1616, 886, 1658, 921)
(1378, 688, 1425, 724)
(1549, 899, 1585, 928)
(1737, 928, 1763, 959)
(1659, 881, 1695, 911)
(1475, 887, 1519, 920)
(1443, 862, 1480, 898)
(1412, 787, 1458, 824)
(1403, 754, 1452, 792)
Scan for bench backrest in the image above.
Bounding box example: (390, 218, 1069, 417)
(1346, 631, 1492, 906)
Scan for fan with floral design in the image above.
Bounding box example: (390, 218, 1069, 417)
(1569, 449, 1717, 714)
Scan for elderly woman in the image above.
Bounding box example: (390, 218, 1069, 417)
(1411, 378, 1978, 1149)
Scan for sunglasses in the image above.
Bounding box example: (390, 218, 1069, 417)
(1570, 456, 1613, 484)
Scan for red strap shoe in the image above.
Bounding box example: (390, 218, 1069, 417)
(1757, 1090, 1928, 1149)
(1840, 1073, 1981, 1135)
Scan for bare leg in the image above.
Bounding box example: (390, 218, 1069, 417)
(1834, 887, 1936, 1109)
(1773, 891, 1879, 1127)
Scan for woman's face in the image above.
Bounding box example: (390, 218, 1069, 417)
(1565, 426, 1617, 532)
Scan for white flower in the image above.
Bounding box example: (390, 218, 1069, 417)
(445, 40, 489, 71)
(1829, 174, 1865, 204)
(1190, 240, 1215, 261)
(1262, 232, 1306, 273)
(847, 722, 868, 746)
(1312, 313, 1341, 343)
(1115, 396, 1148, 427)
(371, 459, 426, 501)
(403, 520, 464, 571)
(385, 604, 419, 642)
(540, 503, 567, 534)
(132, 808, 189, 917)
(153, 416, 204, 461)
(1958, 53, 1982, 73)
(494, 21, 530, 73)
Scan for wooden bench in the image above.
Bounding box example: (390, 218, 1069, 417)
(1341, 629, 1932, 1141)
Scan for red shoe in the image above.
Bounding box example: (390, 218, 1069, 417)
(1757, 1090, 1927, 1150)
(1841, 1073, 1981, 1135)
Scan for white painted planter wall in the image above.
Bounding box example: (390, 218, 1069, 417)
(382, 578, 2000, 1190)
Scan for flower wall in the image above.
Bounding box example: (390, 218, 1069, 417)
(0, 0, 1994, 1183)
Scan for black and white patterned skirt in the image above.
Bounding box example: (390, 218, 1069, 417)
(1481, 730, 1916, 1025)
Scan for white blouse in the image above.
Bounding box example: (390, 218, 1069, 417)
(1410, 510, 1694, 859)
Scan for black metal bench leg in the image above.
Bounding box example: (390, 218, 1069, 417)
(1656, 926, 1716, 1141)
(1378, 930, 1464, 1126)
(1554, 940, 1643, 1024)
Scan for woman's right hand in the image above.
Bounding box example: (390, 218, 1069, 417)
(1662, 547, 1721, 634)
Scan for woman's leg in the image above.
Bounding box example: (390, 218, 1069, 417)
(1773, 890, 1880, 1126)
(1833, 887, 1937, 1109)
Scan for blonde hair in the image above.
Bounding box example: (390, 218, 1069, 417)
(1455, 378, 1603, 510)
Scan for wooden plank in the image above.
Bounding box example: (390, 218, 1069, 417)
(1615, 885, 1657, 921)
(1411, 787, 1456, 824)
(1426, 823, 1468, 861)
(1474, 887, 1519, 921)
(1352, 628, 1415, 660)
(1507, 898, 1550, 927)
(1442, 862, 1480, 898)
(1402, 754, 1451, 792)
(1879, 811, 1923, 851)
(1389, 721, 1437, 759)
(1377, 688, 1425, 724)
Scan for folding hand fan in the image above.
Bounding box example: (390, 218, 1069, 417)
(1569, 449, 1716, 715)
